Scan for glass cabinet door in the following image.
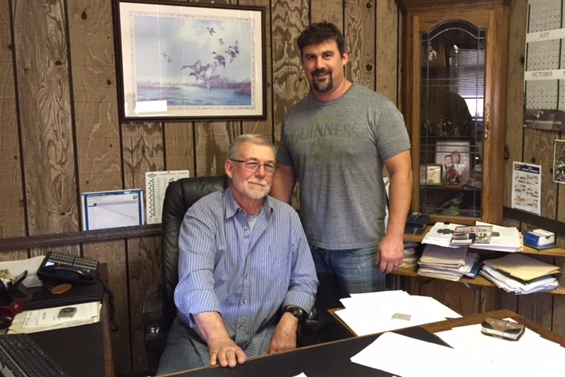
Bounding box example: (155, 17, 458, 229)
(419, 21, 485, 220)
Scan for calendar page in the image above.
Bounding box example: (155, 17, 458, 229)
(145, 170, 189, 224)
(524, 0, 565, 131)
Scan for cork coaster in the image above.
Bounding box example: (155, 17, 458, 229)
(50, 283, 72, 295)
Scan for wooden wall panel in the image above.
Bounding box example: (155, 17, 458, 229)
(271, 0, 310, 208)
(271, 0, 310, 146)
(12, 0, 79, 237)
(517, 294, 555, 330)
(164, 122, 196, 173)
(418, 280, 480, 316)
(84, 240, 131, 373)
(68, 0, 122, 195)
(122, 121, 164, 373)
(345, 0, 376, 90)
(376, 0, 399, 104)
(194, 122, 240, 176)
(0, 0, 26, 254)
(127, 236, 161, 372)
(311, 0, 343, 26)
(66, 0, 136, 370)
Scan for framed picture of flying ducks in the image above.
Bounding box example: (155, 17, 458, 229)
(113, 0, 266, 121)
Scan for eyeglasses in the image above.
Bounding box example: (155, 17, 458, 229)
(230, 159, 276, 174)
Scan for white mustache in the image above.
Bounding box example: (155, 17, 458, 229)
(249, 180, 267, 187)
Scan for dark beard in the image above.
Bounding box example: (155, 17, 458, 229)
(312, 70, 333, 93)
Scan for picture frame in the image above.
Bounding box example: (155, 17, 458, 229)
(419, 164, 443, 185)
(113, 0, 266, 121)
(553, 139, 565, 184)
(435, 140, 470, 186)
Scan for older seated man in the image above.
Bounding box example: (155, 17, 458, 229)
(157, 134, 318, 373)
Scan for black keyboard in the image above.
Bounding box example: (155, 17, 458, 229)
(0, 334, 71, 377)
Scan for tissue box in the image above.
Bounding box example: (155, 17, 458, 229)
(524, 229, 555, 249)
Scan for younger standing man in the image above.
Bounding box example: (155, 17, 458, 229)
(158, 134, 318, 373)
(270, 22, 413, 341)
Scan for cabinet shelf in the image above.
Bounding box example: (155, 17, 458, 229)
(392, 265, 565, 296)
(405, 226, 565, 257)
(401, 226, 565, 295)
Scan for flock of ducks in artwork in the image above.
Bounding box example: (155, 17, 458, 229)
(172, 26, 240, 90)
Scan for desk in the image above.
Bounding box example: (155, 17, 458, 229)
(3, 264, 115, 377)
(30, 320, 111, 377)
(157, 309, 565, 377)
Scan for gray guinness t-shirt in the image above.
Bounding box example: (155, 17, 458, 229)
(277, 83, 411, 250)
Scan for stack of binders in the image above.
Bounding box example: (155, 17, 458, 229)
(480, 253, 560, 294)
(417, 244, 479, 281)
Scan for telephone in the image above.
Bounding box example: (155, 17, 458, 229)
(37, 252, 98, 286)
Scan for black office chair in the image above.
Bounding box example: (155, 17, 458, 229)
(142, 175, 317, 373)
(142, 174, 229, 371)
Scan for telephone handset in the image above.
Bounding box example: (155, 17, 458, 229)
(37, 252, 98, 285)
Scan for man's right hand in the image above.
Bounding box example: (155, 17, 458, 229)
(208, 337, 246, 367)
(193, 311, 246, 368)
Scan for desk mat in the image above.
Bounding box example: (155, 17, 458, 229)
(171, 326, 448, 377)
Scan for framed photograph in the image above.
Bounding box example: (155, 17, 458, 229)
(435, 140, 470, 186)
(419, 164, 443, 185)
(113, 0, 266, 121)
(553, 139, 565, 184)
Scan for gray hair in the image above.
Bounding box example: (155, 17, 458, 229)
(228, 134, 275, 160)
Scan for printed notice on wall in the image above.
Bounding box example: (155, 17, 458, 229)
(524, 0, 565, 131)
(145, 170, 190, 224)
(511, 162, 542, 215)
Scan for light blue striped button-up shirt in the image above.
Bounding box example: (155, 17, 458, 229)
(174, 188, 318, 350)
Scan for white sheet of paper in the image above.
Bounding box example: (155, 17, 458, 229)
(351, 332, 477, 377)
(435, 322, 565, 377)
(335, 292, 461, 336)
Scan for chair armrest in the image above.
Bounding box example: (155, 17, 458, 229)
(142, 283, 166, 354)
(298, 306, 319, 347)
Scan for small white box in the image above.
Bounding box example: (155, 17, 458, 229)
(524, 229, 555, 247)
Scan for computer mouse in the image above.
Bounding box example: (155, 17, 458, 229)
(0, 316, 12, 330)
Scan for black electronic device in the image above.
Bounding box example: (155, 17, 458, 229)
(480, 317, 525, 341)
(37, 252, 98, 286)
(0, 333, 72, 377)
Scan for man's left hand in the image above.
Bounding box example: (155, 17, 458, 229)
(377, 234, 404, 273)
(266, 312, 298, 353)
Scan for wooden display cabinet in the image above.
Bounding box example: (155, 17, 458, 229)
(394, 0, 512, 315)
(396, 0, 511, 225)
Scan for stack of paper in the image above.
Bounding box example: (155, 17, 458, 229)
(422, 222, 466, 247)
(417, 244, 479, 281)
(423, 221, 523, 253)
(479, 253, 560, 294)
(450, 225, 493, 245)
(467, 222, 522, 252)
(335, 290, 461, 336)
(8, 302, 101, 334)
(398, 242, 419, 268)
